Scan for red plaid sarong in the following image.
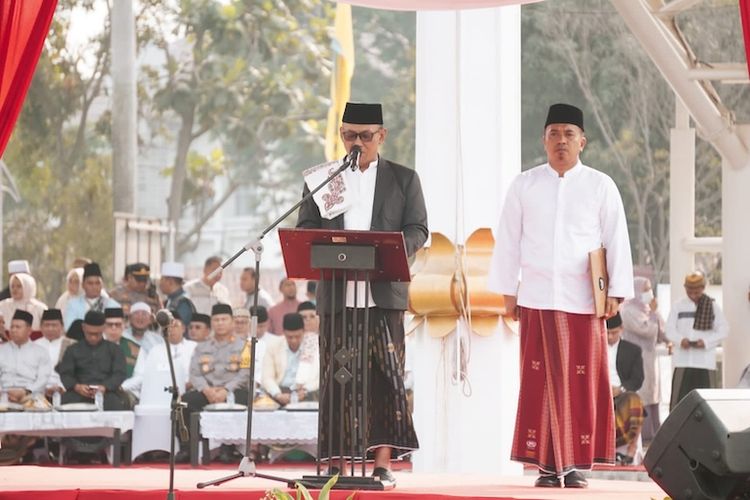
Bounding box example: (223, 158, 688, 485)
(511, 308, 615, 474)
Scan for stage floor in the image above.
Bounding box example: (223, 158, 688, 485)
(0, 464, 667, 499)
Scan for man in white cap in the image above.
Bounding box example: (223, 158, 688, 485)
(122, 302, 161, 355)
(159, 262, 196, 326)
(0, 260, 31, 301)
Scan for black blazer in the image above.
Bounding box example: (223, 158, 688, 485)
(616, 339, 644, 393)
(296, 157, 428, 313)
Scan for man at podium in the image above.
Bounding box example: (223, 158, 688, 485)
(296, 102, 428, 482)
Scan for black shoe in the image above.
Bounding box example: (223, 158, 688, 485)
(534, 474, 561, 488)
(174, 450, 190, 464)
(563, 470, 588, 488)
(372, 466, 396, 484)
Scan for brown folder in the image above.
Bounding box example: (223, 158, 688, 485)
(589, 246, 608, 318)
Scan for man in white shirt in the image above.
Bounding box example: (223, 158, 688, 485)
(64, 262, 120, 330)
(240, 267, 272, 310)
(34, 309, 75, 396)
(489, 103, 634, 488)
(665, 272, 728, 410)
(0, 310, 52, 401)
(122, 301, 162, 354)
(184, 256, 231, 315)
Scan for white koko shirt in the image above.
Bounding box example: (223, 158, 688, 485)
(343, 158, 378, 308)
(489, 161, 634, 314)
(665, 297, 728, 371)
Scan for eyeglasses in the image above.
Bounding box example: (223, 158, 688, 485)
(341, 129, 381, 142)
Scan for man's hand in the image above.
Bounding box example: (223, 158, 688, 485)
(275, 393, 291, 406)
(649, 298, 658, 313)
(611, 386, 622, 397)
(604, 297, 620, 319)
(7, 388, 27, 403)
(503, 295, 519, 321)
(681, 338, 691, 349)
(694, 339, 706, 349)
(296, 388, 307, 401)
(74, 384, 95, 398)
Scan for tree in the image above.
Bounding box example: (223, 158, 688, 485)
(3, 0, 114, 303)
(138, 0, 335, 255)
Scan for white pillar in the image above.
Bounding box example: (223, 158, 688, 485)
(111, 0, 137, 214)
(412, 5, 521, 475)
(669, 98, 695, 300)
(721, 125, 750, 387)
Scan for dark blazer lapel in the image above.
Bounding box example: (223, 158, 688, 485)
(370, 157, 395, 229)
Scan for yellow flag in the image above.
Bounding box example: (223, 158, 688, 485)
(324, 3, 355, 161)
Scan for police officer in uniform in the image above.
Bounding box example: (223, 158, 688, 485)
(176, 303, 248, 462)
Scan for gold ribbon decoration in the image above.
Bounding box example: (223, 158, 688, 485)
(407, 228, 517, 338)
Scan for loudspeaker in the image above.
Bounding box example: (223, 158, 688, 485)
(644, 389, 750, 500)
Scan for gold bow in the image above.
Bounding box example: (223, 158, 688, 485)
(407, 228, 516, 338)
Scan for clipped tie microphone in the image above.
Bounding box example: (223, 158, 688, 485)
(347, 145, 362, 170)
(155, 308, 174, 329)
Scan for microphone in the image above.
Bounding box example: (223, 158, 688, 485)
(347, 145, 362, 170)
(155, 309, 174, 329)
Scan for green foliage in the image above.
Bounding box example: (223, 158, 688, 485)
(3, 0, 114, 302)
(263, 474, 355, 500)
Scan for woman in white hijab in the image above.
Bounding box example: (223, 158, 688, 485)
(54, 267, 84, 312)
(620, 276, 667, 444)
(0, 272, 48, 332)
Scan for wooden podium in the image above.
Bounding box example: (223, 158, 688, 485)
(279, 228, 410, 490)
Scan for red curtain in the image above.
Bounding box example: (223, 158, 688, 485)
(0, 0, 57, 158)
(741, 0, 750, 78)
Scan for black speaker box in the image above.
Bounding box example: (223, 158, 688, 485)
(644, 389, 750, 500)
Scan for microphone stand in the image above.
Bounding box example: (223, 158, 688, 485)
(161, 322, 187, 500)
(196, 154, 358, 490)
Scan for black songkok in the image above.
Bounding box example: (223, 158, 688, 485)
(342, 102, 383, 125)
(297, 301, 316, 313)
(83, 262, 103, 279)
(84, 310, 106, 327)
(283, 312, 304, 331)
(41, 309, 63, 323)
(191, 313, 211, 327)
(544, 103, 584, 131)
(606, 312, 623, 330)
(12, 309, 33, 325)
(104, 308, 124, 319)
(211, 303, 233, 317)
(249, 305, 268, 323)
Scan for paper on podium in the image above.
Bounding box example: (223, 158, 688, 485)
(589, 246, 608, 318)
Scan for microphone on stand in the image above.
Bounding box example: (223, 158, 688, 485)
(347, 145, 362, 170)
(155, 309, 174, 330)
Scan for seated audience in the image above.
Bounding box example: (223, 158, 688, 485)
(666, 272, 729, 410)
(178, 303, 248, 463)
(262, 313, 319, 406)
(188, 313, 212, 342)
(103, 307, 140, 377)
(0, 310, 52, 400)
(123, 301, 162, 354)
(56, 310, 129, 410)
(55, 267, 84, 312)
(233, 307, 251, 340)
(607, 313, 645, 465)
(122, 310, 196, 401)
(64, 263, 119, 330)
(0, 272, 48, 336)
(34, 309, 76, 396)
